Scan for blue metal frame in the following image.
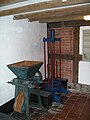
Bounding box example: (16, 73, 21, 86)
(43, 29, 69, 103)
(43, 30, 61, 42)
(45, 79, 69, 103)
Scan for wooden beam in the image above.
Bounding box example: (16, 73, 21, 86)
(0, 0, 89, 17)
(47, 20, 90, 28)
(39, 15, 84, 23)
(73, 27, 80, 83)
(13, 4, 90, 20)
(0, 0, 26, 6)
(49, 54, 82, 60)
(49, 54, 73, 60)
(29, 10, 90, 22)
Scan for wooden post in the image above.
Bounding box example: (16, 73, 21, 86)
(73, 27, 82, 83)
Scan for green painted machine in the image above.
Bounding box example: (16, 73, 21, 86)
(7, 61, 46, 118)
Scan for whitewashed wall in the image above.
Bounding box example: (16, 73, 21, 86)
(0, 16, 47, 106)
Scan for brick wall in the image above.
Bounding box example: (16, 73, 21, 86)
(47, 27, 74, 82)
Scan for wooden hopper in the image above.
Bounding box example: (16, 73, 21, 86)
(7, 61, 43, 80)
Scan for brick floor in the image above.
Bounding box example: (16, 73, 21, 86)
(10, 91, 90, 120)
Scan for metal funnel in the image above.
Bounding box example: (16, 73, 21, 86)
(7, 61, 43, 80)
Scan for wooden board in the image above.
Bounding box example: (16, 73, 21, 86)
(73, 27, 80, 83)
(47, 20, 90, 28)
(0, 0, 90, 17)
(13, 4, 90, 23)
(13, 92, 25, 112)
(0, 0, 27, 6)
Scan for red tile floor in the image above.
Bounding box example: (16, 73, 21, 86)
(39, 92, 90, 120)
(10, 91, 90, 120)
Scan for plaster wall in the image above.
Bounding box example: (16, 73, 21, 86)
(0, 16, 47, 105)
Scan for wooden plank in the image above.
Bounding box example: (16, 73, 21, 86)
(0, 0, 26, 6)
(49, 54, 73, 60)
(13, 4, 90, 20)
(73, 27, 80, 83)
(29, 10, 90, 22)
(14, 92, 24, 112)
(39, 15, 83, 23)
(49, 54, 82, 60)
(0, 0, 89, 16)
(47, 20, 90, 28)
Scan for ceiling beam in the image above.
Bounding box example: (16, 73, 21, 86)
(39, 15, 84, 23)
(28, 10, 90, 22)
(0, 0, 26, 6)
(0, 0, 90, 16)
(13, 4, 90, 21)
(47, 20, 90, 27)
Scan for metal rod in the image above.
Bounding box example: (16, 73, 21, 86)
(59, 41, 61, 79)
(50, 42, 54, 91)
(53, 42, 55, 79)
(56, 60, 58, 79)
(44, 42, 46, 81)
